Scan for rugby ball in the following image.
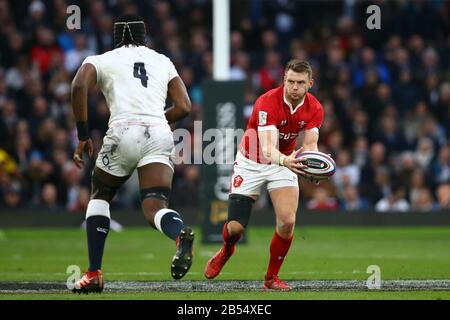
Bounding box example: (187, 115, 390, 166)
(295, 151, 336, 180)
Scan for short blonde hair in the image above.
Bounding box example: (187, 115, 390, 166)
(285, 59, 312, 79)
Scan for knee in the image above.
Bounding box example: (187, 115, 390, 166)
(277, 214, 296, 237)
(227, 220, 245, 237)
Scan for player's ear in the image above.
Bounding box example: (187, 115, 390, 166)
(309, 78, 314, 89)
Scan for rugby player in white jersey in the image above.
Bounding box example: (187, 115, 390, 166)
(70, 14, 193, 293)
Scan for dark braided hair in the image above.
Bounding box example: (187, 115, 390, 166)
(113, 14, 146, 48)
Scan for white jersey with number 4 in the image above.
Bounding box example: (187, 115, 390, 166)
(82, 46, 179, 176)
(82, 46, 179, 126)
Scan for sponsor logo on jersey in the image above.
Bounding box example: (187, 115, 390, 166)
(279, 132, 299, 140)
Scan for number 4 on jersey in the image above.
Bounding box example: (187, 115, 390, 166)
(133, 62, 148, 87)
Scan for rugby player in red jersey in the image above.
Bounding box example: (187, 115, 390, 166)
(204, 60, 324, 290)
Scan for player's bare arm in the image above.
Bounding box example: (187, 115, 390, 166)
(258, 129, 306, 175)
(165, 76, 192, 124)
(71, 63, 97, 168)
(302, 129, 319, 152)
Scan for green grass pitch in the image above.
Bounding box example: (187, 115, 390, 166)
(0, 226, 450, 299)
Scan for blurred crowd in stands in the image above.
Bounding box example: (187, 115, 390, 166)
(0, 0, 449, 213)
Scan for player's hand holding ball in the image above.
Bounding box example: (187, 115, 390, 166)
(281, 147, 309, 175)
(282, 148, 336, 185)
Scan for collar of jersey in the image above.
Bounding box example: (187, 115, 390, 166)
(283, 93, 305, 114)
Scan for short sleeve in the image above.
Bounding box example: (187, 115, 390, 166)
(305, 103, 324, 131)
(167, 59, 179, 82)
(82, 55, 102, 83)
(254, 97, 278, 131)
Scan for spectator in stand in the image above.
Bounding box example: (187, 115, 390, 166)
(413, 137, 435, 171)
(392, 69, 422, 115)
(230, 30, 245, 62)
(61, 161, 84, 212)
(30, 26, 63, 76)
(340, 185, 370, 211)
(0, 100, 18, 148)
(64, 33, 95, 74)
(375, 183, 410, 212)
(333, 149, 360, 194)
(352, 47, 390, 88)
(24, 0, 46, 35)
(436, 183, 450, 211)
(230, 51, 250, 81)
(408, 168, 428, 205)
(369, 166, 392, 206)
(306, 187, 339, 212)
(260, 30, 281, 60)
(418, 115, 446, 149)
(374, 115, 409, 155)
(425, 74, 440, 111)
(352, 136, 369, 168)
(350, 109, 369, 140)
(411, 187, 438, 212)
(430, 145, 450, 186)
(91, 14, 114, 54)
(39, 183, 60, 211)
(436, 83, 450, 138)
(421, 47, 440, 79)
(1, 179, 23, 209)
(327, 130, 345, 156)
(360, 142, 386, 202)
(254, 50, 284, 93)
(404, 101, 430, 147)
(69, 186, 90, 214)
(397, 152, 417, 188)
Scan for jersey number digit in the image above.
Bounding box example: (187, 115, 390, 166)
(133, 62, 148, 88)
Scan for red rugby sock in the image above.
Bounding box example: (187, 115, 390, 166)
(265, 231, 293, 280)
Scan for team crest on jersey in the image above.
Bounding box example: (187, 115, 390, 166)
(299, 121, 305, 129)
(259, 111, 267, 126)
(233, 175, 244, 188)
(280, 120, 287, 126)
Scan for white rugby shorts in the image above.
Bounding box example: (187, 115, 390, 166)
(229, 151, 298, 196)
(96, 122, 175, 177)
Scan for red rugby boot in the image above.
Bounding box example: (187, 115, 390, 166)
(263, 275, 292, 291)
(204, 246, 235, 279)
(72, 270, 104, 294)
